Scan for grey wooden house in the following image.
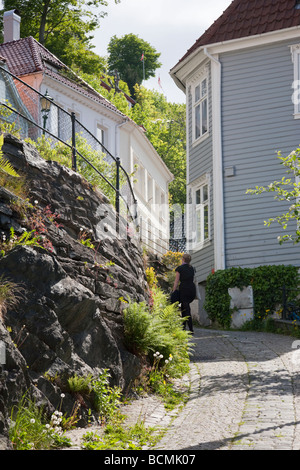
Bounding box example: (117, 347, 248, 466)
(170, 0, 300, 289)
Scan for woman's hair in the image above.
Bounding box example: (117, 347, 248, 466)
(182, 253, 191, 264)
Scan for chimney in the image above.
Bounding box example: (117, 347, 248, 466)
(3, 10, 21, 43)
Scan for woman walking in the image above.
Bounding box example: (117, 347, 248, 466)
(172, 253, 196, 333)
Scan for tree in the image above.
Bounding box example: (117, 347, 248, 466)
(1, 0, 119, 73)
(247, 147, 300, 244)
(107, 34, 161, 97)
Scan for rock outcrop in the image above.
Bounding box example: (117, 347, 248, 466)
(0, 135, 148, 448)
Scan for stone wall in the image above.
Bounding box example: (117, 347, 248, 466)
(0, 135, 148, 448)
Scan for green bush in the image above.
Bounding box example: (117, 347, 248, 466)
(204, 265, 299, 328)
(123, 287, 191, 378)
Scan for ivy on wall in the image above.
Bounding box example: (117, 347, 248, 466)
(204, 265, 300, 328)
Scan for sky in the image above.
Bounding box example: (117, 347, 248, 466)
(91, 0, 233, 103)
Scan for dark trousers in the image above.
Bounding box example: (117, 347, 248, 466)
(181, 302, 193, 332)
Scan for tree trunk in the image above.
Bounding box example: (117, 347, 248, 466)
(39, 0, 51, 44)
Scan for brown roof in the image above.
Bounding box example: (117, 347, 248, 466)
(0, 36, 126, 116)
(177, 0, 300, 66)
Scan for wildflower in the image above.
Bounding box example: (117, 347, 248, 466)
(165, 359, 169, 364)
(34, 200, 38, 205)
(60, 393, 65, 398)
(30, 419, 35, 424)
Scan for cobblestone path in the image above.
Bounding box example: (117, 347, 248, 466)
(154, 328, 300, 450)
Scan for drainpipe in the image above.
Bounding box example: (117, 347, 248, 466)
(203, 47, 226, 271)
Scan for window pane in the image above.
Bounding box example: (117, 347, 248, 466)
(195, 104, 200, 139)
(196, 189, 201, 205)
(195, 84, 200, 102)
(202, 99, 208, 135)
(204, 205, 209, 240)
(201, 78, 207, 97)
(203, 185, 208, 202)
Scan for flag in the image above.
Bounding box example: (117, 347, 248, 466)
(140, 53, 144, 62)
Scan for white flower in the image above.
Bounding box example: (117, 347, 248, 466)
(60, 393, 65, 398)
(45, 424, 50, 429)
(159, 354, 163, 359)
(34, 200, 38, 205)
(30, 419, 35, 424)
(165, 359, 169, 364)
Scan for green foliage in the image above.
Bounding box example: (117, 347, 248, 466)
(91, 370, 121, 422)
(66, 370, 121, 424)
(107, 34, 161, 97)
(205, 265, 300, 328)
(247, 146, 300, 244)
(123, 287, 191, 378)
(0, 227, 46, 257)
(0, 134, 20, 177)
(67, 373, 93, 395)
(0, 102, 21, 138)
(82, 416, 163, 450)
(26, 134, 124, 204)
(1, 0, 119, 74)
(9, 394, 71, 450)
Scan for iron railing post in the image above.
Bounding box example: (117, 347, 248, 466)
(71, 112, 77, 171)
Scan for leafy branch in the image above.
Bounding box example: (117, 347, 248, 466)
(246, 147, 300, 244)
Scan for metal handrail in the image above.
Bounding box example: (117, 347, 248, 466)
(0, 65, 139, 232)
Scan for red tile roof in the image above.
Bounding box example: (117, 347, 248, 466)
(0, 36, 125, 116)
(177, 0, 300, 65)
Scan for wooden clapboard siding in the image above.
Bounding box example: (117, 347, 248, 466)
(221, 39, 300, 268)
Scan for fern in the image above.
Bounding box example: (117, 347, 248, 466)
(0, 134, 20, 177)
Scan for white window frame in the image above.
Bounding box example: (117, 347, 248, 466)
(190, 175, 211, 249)
(291, 44, 300, 118)
(190, 65, 209, 144)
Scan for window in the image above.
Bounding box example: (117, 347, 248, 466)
(133, 156, 145, 198)
(291, 44, 300, 118)
(97, 124, 107, 149)
(194, 182, 209, 245)
(193, 76, 208, 141)
(147, 174, 153, 203)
